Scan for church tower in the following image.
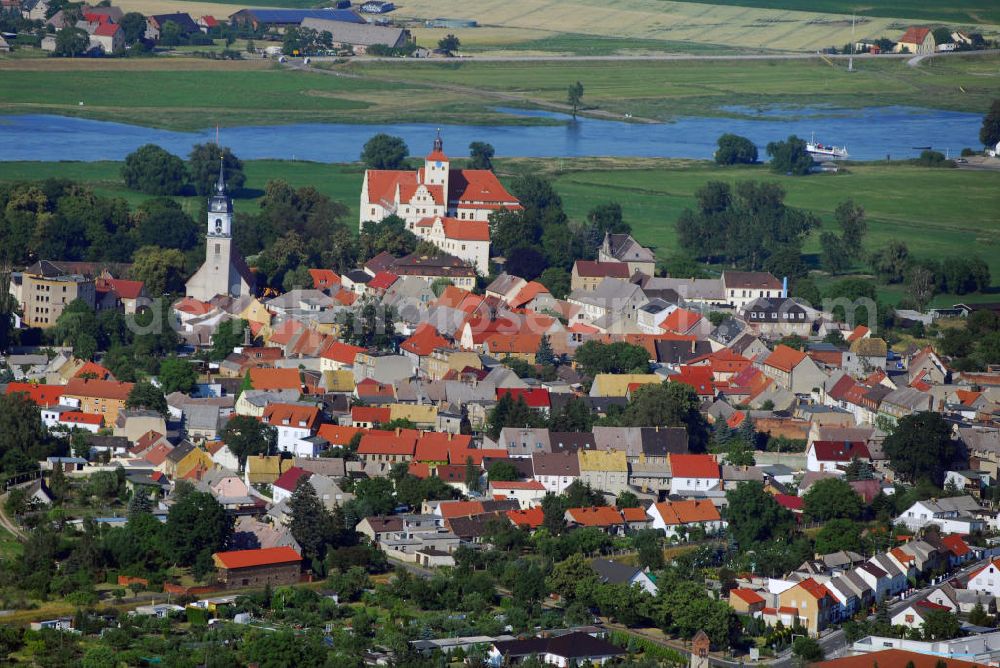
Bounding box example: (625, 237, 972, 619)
(185, 160, 253, 302)
(423, 129, 450, 192)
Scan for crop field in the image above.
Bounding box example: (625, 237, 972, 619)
(2, 158, 996, 306)
(393, 0, 1000, 53)
(662, 0, 1000, 26)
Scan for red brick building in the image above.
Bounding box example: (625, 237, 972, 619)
(212, 547, 303, 589)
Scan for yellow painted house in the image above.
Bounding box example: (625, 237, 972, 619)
(323, 369, 355, 394)
(423, 349, 482, 381)
(578, 449, 629, 495)
(590, 374, 662, 398)
(175, 447, 215, 480)
(245, 455, 293, 486)
(775, 578, 836, 636)
(239, 298, 272, 333)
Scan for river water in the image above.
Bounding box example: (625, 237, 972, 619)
(0, 105, 982, 162)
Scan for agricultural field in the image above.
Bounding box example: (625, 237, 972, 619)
(3, 157, 996, 306)
(662, 0, 1000, 26)
(392, 0, 1000, 53)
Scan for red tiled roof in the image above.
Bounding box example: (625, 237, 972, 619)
(5, 382, 64, 407)
(351, 406, 390, 425)
(441, 217, 490, 242)
(60, 411, 103, 426)
(96, 277, 143, 300)
(273, 466, 312, 492)
(434, 285, 473, 309)
(64, 378, 134, 401)
(408, 461, 431, 478)
(941, 534, 971, 558)
(507, 507, 544, 529)
(449, 169, 520, 209)
(74, 361, 114, 380)
(262, 403, 320, 431)
(356, 429, 419, 456)
(574, 260, 630, 279)
(775, 494, 804, 512)
(810, 440, 871, 463)
(439, 500, 485, 519)
(401, 323, 450, 357)
(508, 281, 550, 309)
(213, 546, 302, 570)
(620, 506, 649, 522)
(368, 271, 398, 291)
(414, 437, 451, 462)
(497, 387, 550, 408)
(797, 578, 832, 600)
(671, 365, 716, 397)
(483, 332, 543, 355)
(248, 368, 301, 391)
(317, 424, 365, 446)
(308, 268, 340, 290)
(653, 499, 721, 525)
(813, 649, 982, 668)
(661, 308, 703, 334)
(900, 26, 932, 45)
(321, 340, 366, 365)
(731, 588, 766, 605)
(174, 296, 213, 316)
(846, 325, 869, 343)
(267, 320, 305, 346)
(669, 454, 720, 479)
(566, 506, 624, 527)
(727, 410, 747, 429)
(490, 480, 545, 491)
(449, 446, 505, 465)
(764, 345, 807, 373)
(144, 442, 173, 466)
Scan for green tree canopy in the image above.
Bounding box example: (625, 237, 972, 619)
(468, 141, 495, 170)
(981, 99, 1000, 148)
(361, 134, 409, 170)
(714, 133, 758, 165)
(567, 81, 584, 118)
(221, 414, 277, 468)
(134, 197, 198, 250)
(803, 477, 863, 521)
(54, 26, 90, 56)
(125, 380, 168, 416)
(621, 382, 708, 452)
(158, 356, 197, 395)
(884, 412, 958, 486)
(724, 481, 795, 549)
(814, 518, 863, 554)
(766, 134, 814, 175)
(121, 145, 188, 196)
(165, 482, 232, 566)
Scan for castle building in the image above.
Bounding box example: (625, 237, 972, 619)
(186, 161, 254, 302)
(358, 134, 520, 275)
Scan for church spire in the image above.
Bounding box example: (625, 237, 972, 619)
(215, 156, 226, 194)
(433, 128, 443, 153)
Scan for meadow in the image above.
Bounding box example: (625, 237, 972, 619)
(2, 157, 996, 306)
(2, 54, 998, 131)
(661, 0, 1000, 26)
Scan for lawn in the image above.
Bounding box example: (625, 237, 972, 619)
(2, 157, 995, 307)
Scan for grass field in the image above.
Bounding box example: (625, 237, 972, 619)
(2, 158, 996, 306)
(345, 54, 1000, 120)
(2, 54, 997, 130)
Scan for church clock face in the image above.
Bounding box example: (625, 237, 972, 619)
(435, 161, 442, 168)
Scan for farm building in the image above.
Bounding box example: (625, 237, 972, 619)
(895, 26, 935, 54)
(228, 8, 365, 31)
(300, 17, 410, 54)
(425, 18, 477, 28)
(212, 547, 303, 589)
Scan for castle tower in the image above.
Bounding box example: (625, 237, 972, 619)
(185, 159, 253, 302)
(423, 129, 450, 191)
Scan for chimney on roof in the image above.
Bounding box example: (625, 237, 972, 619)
(395, 427, 401, 436)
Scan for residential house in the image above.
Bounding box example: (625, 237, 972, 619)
(488, 480, 546, 508)
(591, 559, 658, 595)
(488, 632, 624, 667)
(62, 378, 134, 426)
(212, 547, 302, 590)
(892, 600, 953, 632)
(967, 558, 1000, 599)
(578, 449, 629, 495)
(647, 499, 725, 540)
(844, 337, 888, 376)
(759, 345, 827, 395)
(532, 451, 581, 494)
(566, 278, 647, 331)
(805, 440, 871, 473)
(668, 454, 721, 496)
(896, 496, 986, 534)
(896, 26, 935, 54)
(564, 506, 627, 535)
(741, 297, 811, 338)
(729, 588, 767, 615)
(410, 215, 490, 275)
(17, 260, 97, 328)
(598, 232, 656, 276)
(722, 270, 784, 309)
(571, 260, 631, 292)
(777, 578, 837, 635)
(262, 403, 323, 457)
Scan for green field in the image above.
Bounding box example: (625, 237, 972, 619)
(2, 158, 996, 306)
(661, 0, 1000, 26)
(2, 54, 997, 130)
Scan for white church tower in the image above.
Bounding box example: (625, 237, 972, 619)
(423, 130, 450, 190)
(185, 160, 254, 302)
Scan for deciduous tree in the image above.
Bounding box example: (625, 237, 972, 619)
(884, 412, 958, 486)
(714, 133, 758, 165)
(361, 134, 408, 170)
(121, 145, 188, 196)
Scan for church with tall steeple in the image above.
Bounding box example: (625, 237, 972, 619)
(185, 160, 254, 302)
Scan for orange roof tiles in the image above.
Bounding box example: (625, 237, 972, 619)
(321, 341, 366, 365)
(671, 365, 716, 397)
(764, 345, 807, 373)
(441, 218, 490, 242)
(352, 406, 390, 425)
(401, 323, 450, 357)
(74, 361, 115, 381)
(797, 578, 833, 601)
(491, 480, 545, 491)
(484, 332, 543, 355)
(846, 325, 870, 343)
(356, 429, 419, 456)
(507, 507, 544, 529)
(414, 437, 451, 462)
(268, 320, 305, 346)
(619, 506, 649, 522)
(449, 169, 520, 209)
(60, 411, 103, 426)
(450, 446, 505, 465)
(317, 424, 365, 446)
(653, 500, 721, 525)
(308, 268, 340, 290)
(508, 281, 550, 309)
(814, 649, 980, 668)
(731, 588, 766, 605)
(434, 285, 473, 309)
(566, 506, 625, 527)
(661, 308, 703, 334)
(64, 378, 134, 401)
(262, 403, 320, 431)
(248, 368, 301, 391)
(899, 26, 931, 44)
(439, 501, 485, 518)
(669, 454, 720, 479)
(941, 534, 971, 558)
(174, 296, 213, 316)
(5, 382, 65, 407)
(213, 546, 302, 570)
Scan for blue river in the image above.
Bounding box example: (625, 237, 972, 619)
(0, 105, 982, 162)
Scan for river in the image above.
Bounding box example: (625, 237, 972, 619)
(0, 105, 982, 162)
